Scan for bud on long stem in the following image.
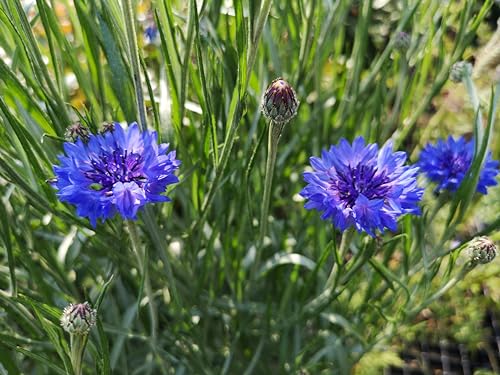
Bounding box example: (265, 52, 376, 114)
(61, 302, 96, 375)
(468, 236, 497, 265)
(258, 121, 280, 248)
(253, 79, 299, 277)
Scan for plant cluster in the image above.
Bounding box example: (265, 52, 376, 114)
(0, 0, 499, 374)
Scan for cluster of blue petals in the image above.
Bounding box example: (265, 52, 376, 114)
(53, 122, 180, 227)
(300, 137, 423, 237)
(418, 136, 499, 194)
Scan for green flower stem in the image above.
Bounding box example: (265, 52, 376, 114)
(70, 334, 87, 375)
(304, 228, 354, 314)
(254, 121, 282, 275)
(246, 0, 273, 85)
(127, 220, 158, 346)
(427, 193, 449, 223)
(406, 262, 473, 317)
(384, 54, 408, 139)
(258, 121, 281, 244)
(324, 228, 353, 291)
(122, 0, 147, 131)
(462, 71, 483, 146)
(193, 0, 273, 233)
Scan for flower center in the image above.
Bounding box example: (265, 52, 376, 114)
(332, 164, 390, 208)
(441, 151, 470, 176)
(85, 148, 146, 190)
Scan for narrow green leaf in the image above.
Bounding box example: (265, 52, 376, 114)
(257, 252, 316, 278)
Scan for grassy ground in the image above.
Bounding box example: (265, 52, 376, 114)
(0, 0, 499, 374)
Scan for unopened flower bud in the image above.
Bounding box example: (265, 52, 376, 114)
(468, 236, 497, 265)
(100, 121, 115, 134)
(449, 61, 472, 83)
(394, 32, 410, 52)
(261, 78, 299, 124)
(64, 122, 90, 143)
(60, 302, 97, 335)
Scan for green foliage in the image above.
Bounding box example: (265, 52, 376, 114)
(354, 349, 403, 375)
(0, 0, 498, 374)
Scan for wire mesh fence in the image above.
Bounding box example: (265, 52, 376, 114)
(387, 312, 500, 374)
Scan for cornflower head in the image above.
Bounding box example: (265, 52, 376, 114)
(60, 302, 96, 335)
(300, 136, 423, 237)
(418, 136, 499, 195)
(261, 78, 299, 125)
(394, 31, 411, 52)
(53, 122, 180, 226)
(144, 23, 158, 44)
(468, 236, 497, 266)
(64, 122, 90, 143)
(449, 61, 472, 83)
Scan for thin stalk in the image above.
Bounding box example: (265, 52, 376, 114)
(70, 334, 86, 375)
(407, 263, 473, 316)
(121, 0, 147, 130)
(127, 220, 158, 346)
(462, 71, 484, 148)
(305, 228, 354, 313)
(242, 336, 265, 375)
(384, 55, 408, 139)
(0, 199, 17, 297)
(254, 121, 282, 276)
(193, 0, 274, 231)
(324, 228, 353, 291)
(258, 121, 280, 246)
(246, 0, 273, 85)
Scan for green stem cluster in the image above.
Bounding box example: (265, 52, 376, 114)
(121, 0, 147, 130)
(127, 221, 158, 346)
(407, 262, 474, 317)
(305, 229, 354, 314)
(194, 0, 274, 231)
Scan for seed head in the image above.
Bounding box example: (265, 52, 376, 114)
(64, 122, 90, 143)
(468, 236, 497, 265)
(449, 61, 472, 83)
(261, 78, 299, 124)
(60, 302, 97, 335)
(394, 32, 411, 52)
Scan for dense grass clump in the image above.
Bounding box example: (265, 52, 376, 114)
(0, 0, 499, 374)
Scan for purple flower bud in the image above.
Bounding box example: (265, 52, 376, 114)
(261, 78, 299, 124)
(64, 122, 90, 143)
(449, 61, 472, 83)
(394, 31, 410, 52)
(60, 302, 97, 335)
(100, 121, 115, 134)
(469, 236, 497, 265)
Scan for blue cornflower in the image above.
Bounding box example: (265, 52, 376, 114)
(300, 137, 423, 237)
(144, 24, 158, 44)
(418, 136, 499, 194)
(53, 122, 180, 226)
